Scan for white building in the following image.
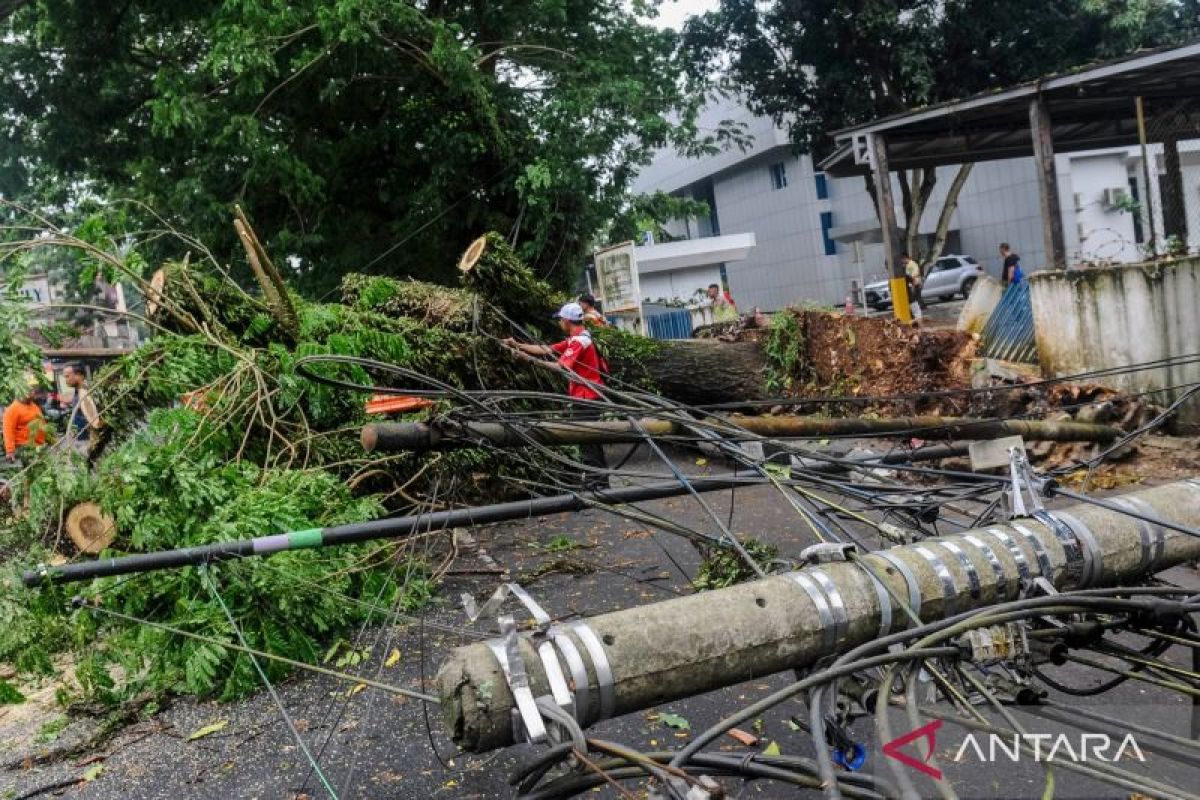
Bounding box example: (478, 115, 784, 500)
(630, 95, 1181, 311)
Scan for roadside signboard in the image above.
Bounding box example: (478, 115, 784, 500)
(593, 241, 641, 314)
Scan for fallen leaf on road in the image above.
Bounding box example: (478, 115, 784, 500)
(385, 648, 401, 668)
(187, 719, 229, 741)
(660, 713, 690, 731)
(762, 741, 781, 756)
(81, 764, 105, 782)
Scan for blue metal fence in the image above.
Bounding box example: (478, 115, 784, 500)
(978, 280, 1038, 363)
(645, 309, 694, 340)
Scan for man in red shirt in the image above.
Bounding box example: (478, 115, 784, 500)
(503, 302, 608, 488)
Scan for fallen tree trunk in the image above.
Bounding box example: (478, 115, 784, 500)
(362, 414, 1119, 452)
(629, 339, 769, 406)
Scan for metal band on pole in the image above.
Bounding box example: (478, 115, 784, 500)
(1009, 522, 1055, 579)
(810, 569, 849, 648)
(937, 541, 982, 600)
(570, 622, 615, 724)
(961, 534, 1010, 597)
(867, 550, 923, 616)
(913, 545, 961, 615)
(853, 562, 895, 637)
(983, 527, 1031, 581)
(788, 572, 837, 651)
(548, 627, 590, 723)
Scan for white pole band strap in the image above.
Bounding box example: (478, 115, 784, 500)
(1009, 522, 1055, 580)
(788, 571, 837, 651)
(935, 540, 983, 601)
(913, 545, 962, 616)
(547, 627, 590, 723)
(852, 560, 895, 638)
(983, 527, 1031, 581)
(809, 568, 849, 648)
(867, 550, 923, 617)
(486, 619, 548, 744)
(961, 534, 1013, 598)
(570, 621, 615, 723)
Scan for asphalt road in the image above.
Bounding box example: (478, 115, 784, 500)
(2, 446, 1196, 800)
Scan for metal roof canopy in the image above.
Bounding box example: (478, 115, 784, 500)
(821, 40, 1200, 177)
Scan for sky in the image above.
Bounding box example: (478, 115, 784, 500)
(648, 0, 719, 30)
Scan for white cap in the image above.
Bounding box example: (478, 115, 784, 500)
(554, 302, 584, 323)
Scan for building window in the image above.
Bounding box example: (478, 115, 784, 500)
(820, 211, 837, 255)
(1127, 176, 1144, 244)
(814, 172, 829, 199)
(769, 161, 788, 190)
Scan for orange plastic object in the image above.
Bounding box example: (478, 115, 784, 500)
(365, 394, 435, 416)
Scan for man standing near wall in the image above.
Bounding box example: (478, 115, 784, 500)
(62, 364, 100, 453)
(1000, 243, 1024, 286)
(578, 293, 608, 327)
(707, 283, 738, 323)
(901, 252, 924, 308)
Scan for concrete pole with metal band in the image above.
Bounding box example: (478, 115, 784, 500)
(363, 416, 1121, 453)
(436, 479, 1200, 752)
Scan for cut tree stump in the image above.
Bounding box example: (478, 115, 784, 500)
(65, 502, 117, 555)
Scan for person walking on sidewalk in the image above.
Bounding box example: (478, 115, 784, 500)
(502, 302, 609, 489)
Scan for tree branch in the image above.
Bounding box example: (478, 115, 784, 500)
(928, 163, 974, 267)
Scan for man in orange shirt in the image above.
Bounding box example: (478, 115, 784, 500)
(4, 378, 47, 462)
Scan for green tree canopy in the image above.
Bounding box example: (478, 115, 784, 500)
(685, 0, 1198, 158)
(0, 1, 718, 292)
(684, 0, 1199, 265)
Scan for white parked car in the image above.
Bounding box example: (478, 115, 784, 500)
(921, 254, 984, 301)
(862, 254, 983, 310)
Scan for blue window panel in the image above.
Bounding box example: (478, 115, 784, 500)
(814, 172, 829, 199)
(820, 211, 836, 255)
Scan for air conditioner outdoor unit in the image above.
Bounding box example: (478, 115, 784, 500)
(1101, 186, 1129, 209)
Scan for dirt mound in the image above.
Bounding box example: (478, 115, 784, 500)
(795, 311, 977, 403)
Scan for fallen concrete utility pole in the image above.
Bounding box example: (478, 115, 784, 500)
(362, 415, 1119, 452)
(436, 479, 1200, 752)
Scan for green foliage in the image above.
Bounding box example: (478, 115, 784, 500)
(0, 263, 44, 400)
(0, 679, 25, 704)
(607, 191, 714, 245)
(591, 325, 665, 391)
(692, 538, 778, 591)
(686, 1, 1199, 265)
(0, 229, 654, 709)
(764, 311, 807, 393)
(0, 1, 713, 293)
(7, 408, 422, 701)
(1110, 193, 1143, 217)
(532, 535, 580, 553)
(687, 1, 1199, 159)
(36, 321, 80, 349)
(34, 716, 69, 744)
